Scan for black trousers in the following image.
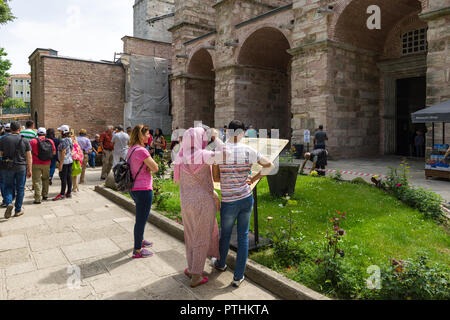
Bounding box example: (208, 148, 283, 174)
(59, 163, 73, 195)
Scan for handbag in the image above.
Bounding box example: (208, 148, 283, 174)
(212, 164, 221, 183)
(186, 166, 221, 212)
(72, 160, 82, 176)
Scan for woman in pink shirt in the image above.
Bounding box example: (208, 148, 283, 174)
(127, 124, 159, 259)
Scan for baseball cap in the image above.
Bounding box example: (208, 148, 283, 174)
(5, 123, 11, 130)
(37, 127, 47, 135)
(57, 125, 70, 134)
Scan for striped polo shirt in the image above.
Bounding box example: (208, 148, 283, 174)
(219, 142, 262, 203)
(20, 129, 37, 140)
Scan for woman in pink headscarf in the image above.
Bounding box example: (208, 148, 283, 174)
(174, 127, 225, 287)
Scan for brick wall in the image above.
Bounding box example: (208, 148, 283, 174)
(30, 50, 125, 137)
(122, 36, 172, 69)
(235, 66, 291, 138)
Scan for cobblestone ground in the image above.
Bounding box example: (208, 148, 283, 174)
(0, 168, 278, 300)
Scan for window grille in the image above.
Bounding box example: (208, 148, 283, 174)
(402, 28, 427, 55)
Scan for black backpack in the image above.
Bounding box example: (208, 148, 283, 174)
(113, 147, 145, 193)
(34, 138, 54, 161)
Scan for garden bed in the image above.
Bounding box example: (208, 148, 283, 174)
(121, 173, 449, 300)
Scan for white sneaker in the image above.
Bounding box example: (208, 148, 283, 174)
(210, 257, 227, 271)
(231, 276, 245, 287)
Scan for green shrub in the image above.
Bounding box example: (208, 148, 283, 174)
(2, 97, 25, 109)
(351, 177, 367, 184)
(396, 186, 444, 220)
(367, 254, 450, 300)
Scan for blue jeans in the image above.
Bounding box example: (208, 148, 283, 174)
(130, 190, 153, 251)
(2, 170, 27, 214)
(49, 159, 57, 179)
(88, 152, 96, 168)
(218, 195, 254, 281)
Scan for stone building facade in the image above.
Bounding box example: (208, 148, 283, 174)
(28, 49, 126, 135)
(170, 0, 450, 158)
(134, 0, 175, 43)
(28, 1, 174, 136)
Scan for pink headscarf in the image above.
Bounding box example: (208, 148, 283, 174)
(173, 127, 218, 181)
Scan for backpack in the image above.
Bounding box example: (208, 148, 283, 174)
(34, 138, 54, 161)
(113, 147, 145, 193)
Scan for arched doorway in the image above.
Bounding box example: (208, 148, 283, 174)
(332, 0, 427, 156)
(186, 49, 215, 128)
(237, 27, 291, 139)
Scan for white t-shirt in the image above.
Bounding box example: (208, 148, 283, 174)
(112, 131, 129, 155)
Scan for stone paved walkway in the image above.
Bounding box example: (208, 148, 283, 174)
(0, 168, 278, 300)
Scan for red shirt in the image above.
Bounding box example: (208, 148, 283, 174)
(30, 136, 56, 165)
(100, 132, 114, 150)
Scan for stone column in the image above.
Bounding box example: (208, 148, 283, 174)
(420, 4, 450, 155)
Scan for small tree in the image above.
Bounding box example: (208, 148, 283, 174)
(0, 0, 16, 25)
(0, 48, 12, 100)
(3, 97, 25, 109)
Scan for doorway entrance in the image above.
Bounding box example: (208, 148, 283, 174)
(396, 76, 426, 157)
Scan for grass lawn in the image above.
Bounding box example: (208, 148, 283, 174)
(122, 174, 450, 299)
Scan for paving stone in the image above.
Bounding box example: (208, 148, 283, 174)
(112, 217, 133, 223)
(6, 266, 69, 299)
(89, 272, 158, 294)
(4, 261, 36, 277)
(45, 215, 91, 231)
(0, 216, 46, 233)
(0, 234, 28, 252)
(141, 275, 198, 300)
(0, 248, 32, 268)
(61, 238, 121, 262)
(85, 208, 129, 222)
(100, 285, 153, 300)
(24, 286, 97, 300)
(76, 224, 129, 242)
(71, 257, 110, 283)
(109, 234, 134, 252)
(43, 214, 57, 220)
(140, 250, 186, 277)
(33, 248, 70, 269)
(29, 232, 83, 252)
(51, 205, 76, 217)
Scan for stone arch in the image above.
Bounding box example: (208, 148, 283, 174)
(237, 26, 292, 70)
(327, 0, 429, 156)
(188, 48, 215, 78)
(235, 26, 292, 138)
(235, 23, 293, 64)
(185, 48, 216, 128)
(329, 0, 428, 51)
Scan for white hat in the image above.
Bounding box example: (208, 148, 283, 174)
(5, 123, 10, 130)
(57, 125, 70, 134)
(37, 127, 46, 135)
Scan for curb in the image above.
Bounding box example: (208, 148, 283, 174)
(95, 185, 330, 300)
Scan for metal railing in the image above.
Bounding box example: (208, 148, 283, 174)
(0, 107, 31, 115)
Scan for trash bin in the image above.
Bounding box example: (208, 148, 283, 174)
(293, 144, 304, 159)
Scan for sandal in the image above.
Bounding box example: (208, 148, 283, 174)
(184, 268, 192, 278)
(190, 276, 208, 288)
